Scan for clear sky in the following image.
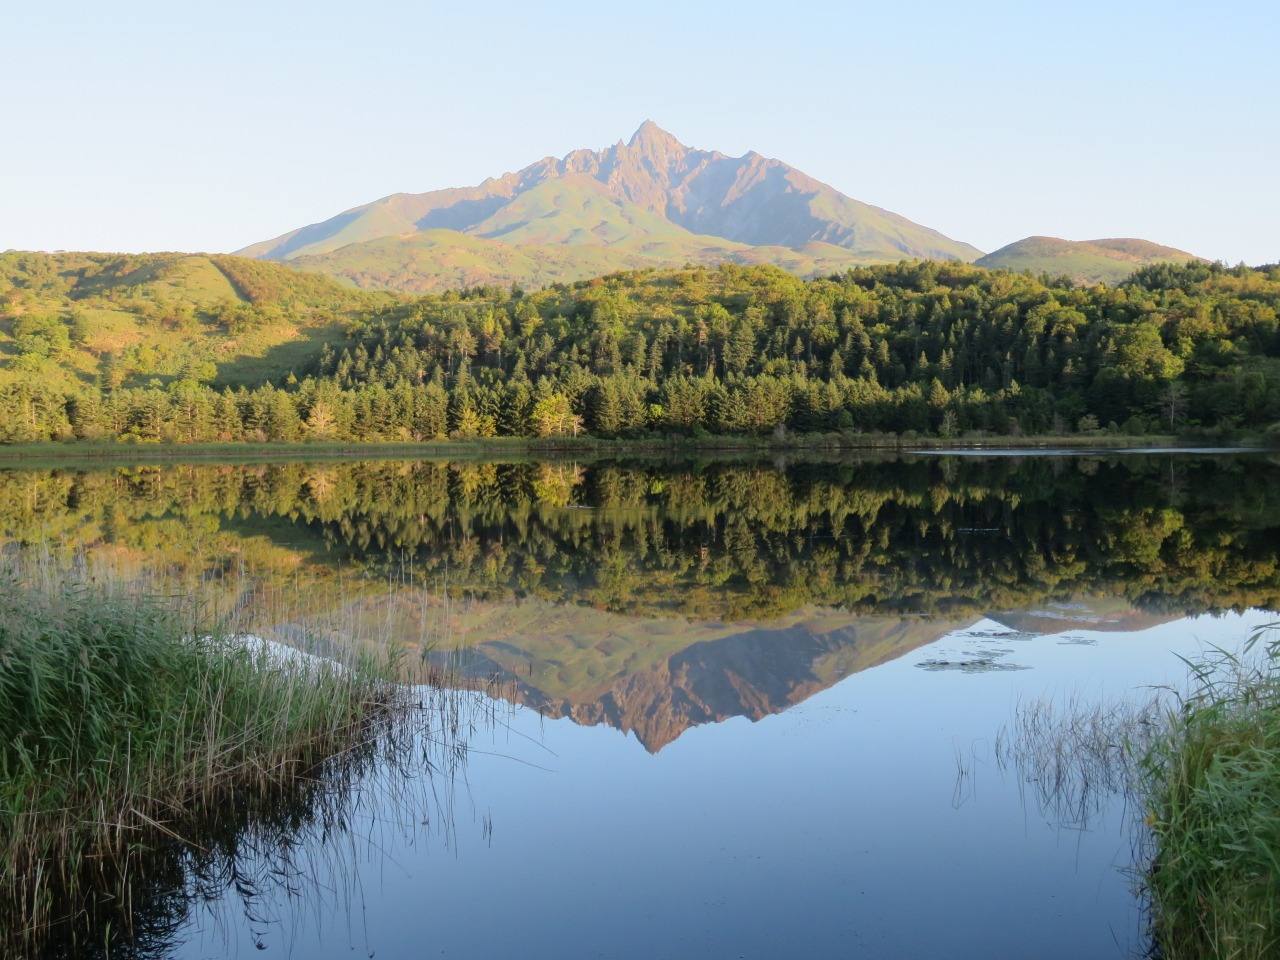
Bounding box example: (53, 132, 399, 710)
(4, 0, 1276, 264)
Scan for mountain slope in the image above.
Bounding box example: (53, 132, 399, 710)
(0, 251, 388, 391)
(240, 122, 982, 292)
(283, 229, 939, 295)
(975, 236, 1205, 284)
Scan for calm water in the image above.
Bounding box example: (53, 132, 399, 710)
(4, 451, 1279, 959)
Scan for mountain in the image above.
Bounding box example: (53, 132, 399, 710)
(974, 236, 1205, 285)
(239, 122, 982, 292)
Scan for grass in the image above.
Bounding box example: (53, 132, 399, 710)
(1001, 623, 1280, 960)
(1140, 626, 1280, 960)
(0, 556, 411, 956)
(997, 691, 1163, 831)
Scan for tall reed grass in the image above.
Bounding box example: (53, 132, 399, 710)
(0, 559, 409, 956)
(998, 622, 1280, 959)
(1140, 626, 1280, 960)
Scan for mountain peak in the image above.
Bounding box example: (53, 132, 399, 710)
(239, 124, 984, 280)
(628, 120, 684, 153)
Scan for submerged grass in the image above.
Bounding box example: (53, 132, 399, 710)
(1140, 626, 1280, 960)
(0, 559, 409, 956)
(997, 691, 1162, 831)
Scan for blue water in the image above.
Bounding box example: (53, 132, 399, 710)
(169, 609, 1271, 960)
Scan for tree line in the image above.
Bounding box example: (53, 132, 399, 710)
(3, 258, 1279, 443)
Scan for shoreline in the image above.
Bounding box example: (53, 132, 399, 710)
(0, 433, 1266, 466)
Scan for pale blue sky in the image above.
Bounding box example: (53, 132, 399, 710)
(4, 0, 1276, 263)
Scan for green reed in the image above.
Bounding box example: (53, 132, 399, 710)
(1140, 626, 1280, 960)
(998, 622, 1280, 959)
(0, 559, 409, 956)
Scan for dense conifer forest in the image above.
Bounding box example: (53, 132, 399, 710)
(2, 255, 1278, 444)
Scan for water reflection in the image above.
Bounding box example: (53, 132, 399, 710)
(437, 609, 967, 751)
(5, 454, 1278, 619)
(2, 453, 1278, 752)
(7, 676, 498, 960)
(3, 453, 1278, 958)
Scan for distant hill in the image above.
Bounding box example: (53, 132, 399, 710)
(974, 236, 1205, 284)
(0, 251, 389, 391)
(239, 121, 983, 292)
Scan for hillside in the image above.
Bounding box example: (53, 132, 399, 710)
(283, 229, 923, 295)
(239, 122, 982, 292)
(0, 251, 393, 392)
(975, 236, 1205, 284)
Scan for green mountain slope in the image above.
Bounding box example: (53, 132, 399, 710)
(239, 122, 982, 292)
(975, 236, 1205, 284)
(285, 228, 924, 294)
(470, 174, 684, 245)
(0, 251, 392, 392)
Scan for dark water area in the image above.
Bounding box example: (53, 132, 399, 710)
(3, 450, 1279, 958)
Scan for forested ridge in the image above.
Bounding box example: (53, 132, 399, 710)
(3, 255, 1279, 444)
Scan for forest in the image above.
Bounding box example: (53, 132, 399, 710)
(2, 255, 1279, 444)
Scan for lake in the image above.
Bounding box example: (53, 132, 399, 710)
(3, 450, 1278, 958)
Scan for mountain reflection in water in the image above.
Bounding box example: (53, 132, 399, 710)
(4, 452, 1279, 959)
(2, 452, 1274, 751)
(437, 607, 965, 751)
(317, 591, 1183, 751)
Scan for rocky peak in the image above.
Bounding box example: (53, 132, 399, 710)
(585, 121, 690, 215)
(627, 119, 686, 158)
(624, 121, 691, 185)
